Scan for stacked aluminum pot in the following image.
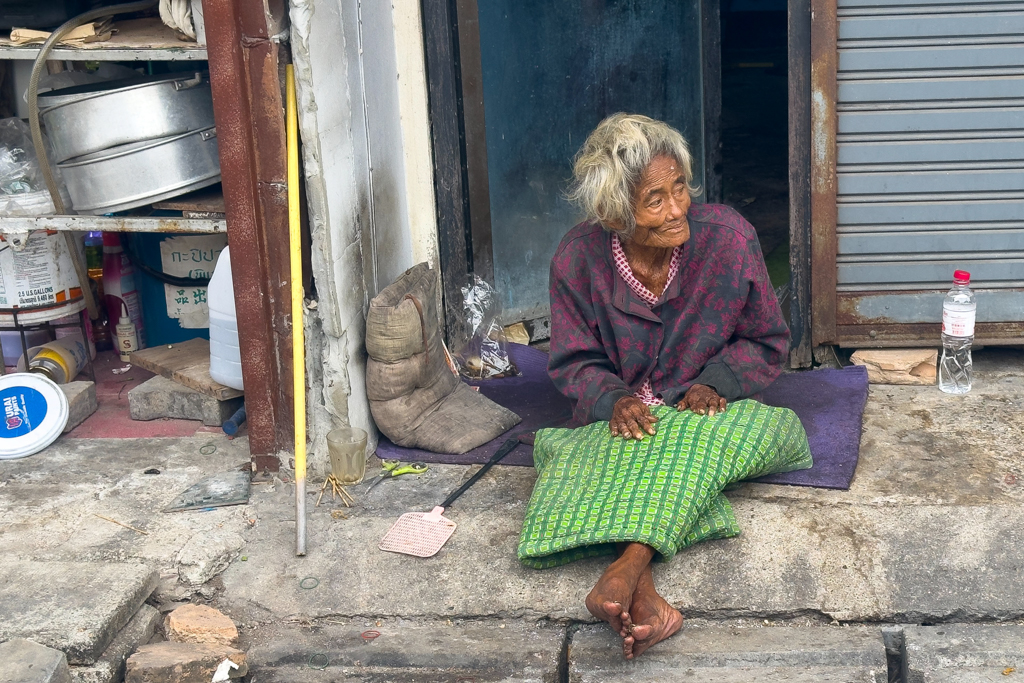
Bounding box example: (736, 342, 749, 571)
(39, 72, 220, 215)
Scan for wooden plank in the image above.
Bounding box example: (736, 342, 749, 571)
(130, 338, 243, 401)
(422, 0, 472, 347)
(789, 0, 814, 367)
(153, 186, 226, 214)
(456, 0, 494, 284)
(0, 17, 208, 61)
(701, 0, 723, 203)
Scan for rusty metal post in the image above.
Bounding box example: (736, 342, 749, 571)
(810, 0, 839, 348)
(204, 1, 293, 470)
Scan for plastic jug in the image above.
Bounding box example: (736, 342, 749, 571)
(208, 245, 243, 390)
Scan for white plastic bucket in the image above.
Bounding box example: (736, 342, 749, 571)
(0, 231, 86, 326)
(0, 373, 69, 459)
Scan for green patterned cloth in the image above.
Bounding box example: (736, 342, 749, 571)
(518, 400, 812, 569)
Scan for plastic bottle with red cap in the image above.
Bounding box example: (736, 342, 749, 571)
(939, 269, 975, 394)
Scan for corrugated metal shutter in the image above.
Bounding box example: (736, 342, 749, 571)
(834, 0, 1024, 323)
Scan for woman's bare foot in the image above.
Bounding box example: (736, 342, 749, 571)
(622, 565, 684, 659)
(585, 543, 654, 637)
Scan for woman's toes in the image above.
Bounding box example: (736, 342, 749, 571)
(630, 623, 654, 641)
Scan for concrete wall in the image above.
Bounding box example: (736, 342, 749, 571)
(289, 0, 438, 474)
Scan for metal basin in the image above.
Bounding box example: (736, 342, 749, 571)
(59, 127, 221, 215)
(40, 72, 214, 163)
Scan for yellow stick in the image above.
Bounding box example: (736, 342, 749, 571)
(286, 64, 307, 557)
(94, 514, 148, 535)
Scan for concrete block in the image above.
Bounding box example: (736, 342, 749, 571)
(166, 604, 237, 647)
(568, 624, 888, 682)
(128, 376, 243, 427)
(176, 530, 245, 588)
(0, 638, 71, 683)
(851, 348, 938, 385)
(0, 561, 158, 666)
(904, 625, 1024, 682)
(124, 642, 246, 683)
(70, 605, 161, 683)
(59, 382, 97, 433)
(248, 619, 565, 682)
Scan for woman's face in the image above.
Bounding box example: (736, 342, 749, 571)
(627, 154, 691, 249)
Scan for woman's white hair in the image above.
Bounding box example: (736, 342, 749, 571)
(567, 113, 698, 238)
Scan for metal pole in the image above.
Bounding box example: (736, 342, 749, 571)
(286, 65, 306, 557)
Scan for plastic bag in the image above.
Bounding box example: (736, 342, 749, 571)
(453, 275, 520, 379)
(0, 118, 42, 196)
(0, 118, 69, 216)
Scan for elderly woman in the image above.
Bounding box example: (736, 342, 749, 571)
(517, 114, 809, 659)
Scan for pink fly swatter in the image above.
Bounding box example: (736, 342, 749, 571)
(379, 435, 526, 557)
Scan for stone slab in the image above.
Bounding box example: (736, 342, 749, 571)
(0, 562, 158, 666)
(247, 619, 564, 683)
(568, 624, 887, 682)
(851, 348, 938, 386)
(125, 642, 246, 683)
(70, 605, 161, 683)
(904, 625, 1024, 682)
(0, 638, 71, 683)
(59, 382, 97, 433)
(128, 375, 242, 427)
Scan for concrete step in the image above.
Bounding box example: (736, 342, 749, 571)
(903, 625, 1024, 683)
(70, 605, 161, 683)
(0, 561, 158, 666)
(0, 638, 72, 683)
(247, 619, 565, 682)
(568, 624, 888, 682)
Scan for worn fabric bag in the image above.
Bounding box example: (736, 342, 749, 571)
(365, 263, 521, 454)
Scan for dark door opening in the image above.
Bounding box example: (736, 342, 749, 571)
(720, 0, 790, 312)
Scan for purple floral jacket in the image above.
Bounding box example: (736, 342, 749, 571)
(548, 203, 789, 425)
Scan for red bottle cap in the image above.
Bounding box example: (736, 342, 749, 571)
(953, 270, 970, 285)
(102, 232, 121, 247)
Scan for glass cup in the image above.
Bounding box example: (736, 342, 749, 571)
(326, 427, 368, 484)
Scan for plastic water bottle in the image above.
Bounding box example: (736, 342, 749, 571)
(208, 246, 244, 390)
(938, 270, 975, 394)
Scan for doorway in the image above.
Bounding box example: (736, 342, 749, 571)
(720, 0, 791, 306)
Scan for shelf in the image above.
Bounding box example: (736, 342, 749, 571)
(0, 17, 207, 62)
(0, 215, 224, 233)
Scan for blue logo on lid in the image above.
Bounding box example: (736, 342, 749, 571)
(0, 386, 46, 438)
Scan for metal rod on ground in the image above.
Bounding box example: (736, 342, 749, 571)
(286, 65, 307, 556)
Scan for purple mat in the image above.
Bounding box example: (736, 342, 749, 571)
(375, 345, 869, 489)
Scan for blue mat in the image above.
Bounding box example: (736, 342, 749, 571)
(375, 344, 868, 489)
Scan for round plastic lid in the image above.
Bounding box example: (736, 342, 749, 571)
(0, 373, 69, 460)
(953, 269, 971, 284)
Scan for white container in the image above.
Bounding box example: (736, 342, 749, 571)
(0, 373, 69, 459)
(0, 231, 86, 326)
(208, 245, 243, 391)
(939, 269, 976, 395)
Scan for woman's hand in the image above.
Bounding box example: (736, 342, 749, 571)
(610, 396, 658, 439)
(677, 384, 727, 416)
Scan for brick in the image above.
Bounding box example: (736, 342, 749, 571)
(124, 642, 246, 683)
(166, 605, 237, 647)
(0, 638, 71, 683)
(127, 376, 243, 427)
(851, 348, 938, 386)
(59, 382, 97, 433)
